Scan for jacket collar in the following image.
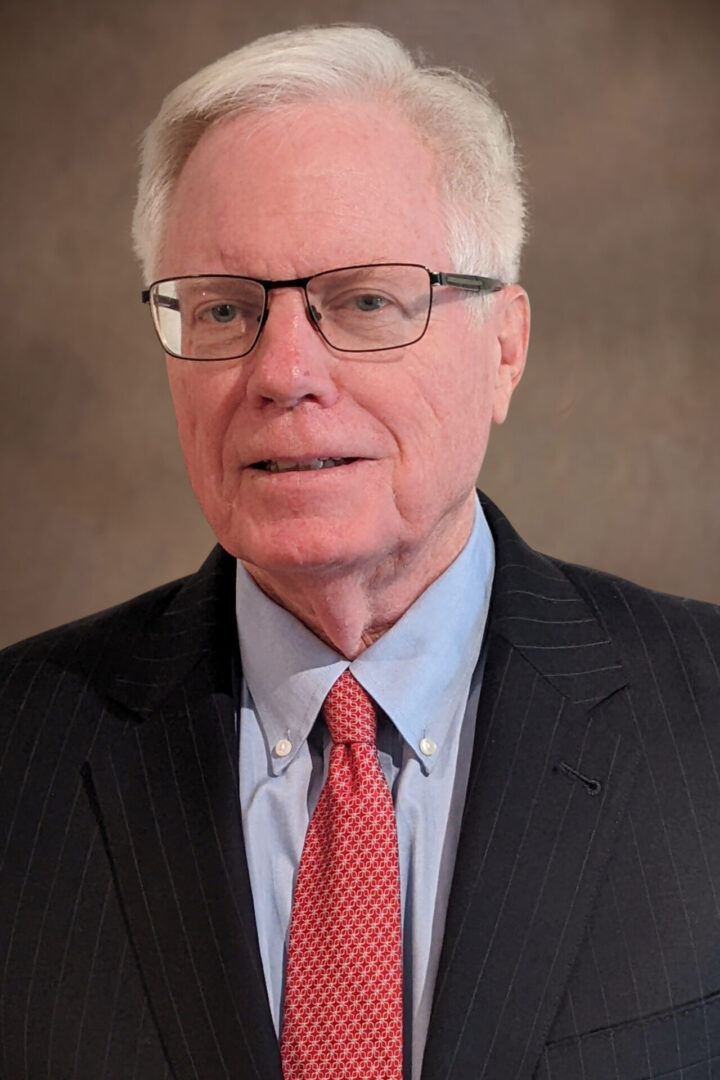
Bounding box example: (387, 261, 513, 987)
(480, 492, 627, 704)
(101, 544, 238, 718)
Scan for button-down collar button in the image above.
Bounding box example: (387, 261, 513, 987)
(419, 737, 436, 757)
(274, 738, 293, 758)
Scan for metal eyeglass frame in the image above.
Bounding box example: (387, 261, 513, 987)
(140, 262, 505, 361)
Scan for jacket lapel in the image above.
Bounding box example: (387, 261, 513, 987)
(84, 549, 281, 1080)
(422, 496, 641, 1080)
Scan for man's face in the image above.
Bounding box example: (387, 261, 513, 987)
(160, 100, 527, 587)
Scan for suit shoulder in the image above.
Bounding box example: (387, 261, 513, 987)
(551, 556, 719, 622)
(0, 573, 193, 684)
(550, 556, 720, 678)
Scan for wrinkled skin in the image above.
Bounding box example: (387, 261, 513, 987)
(161, 100, 529, 656)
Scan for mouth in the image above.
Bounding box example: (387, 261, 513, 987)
(250, 457, 359, 473)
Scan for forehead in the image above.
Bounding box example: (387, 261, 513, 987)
(160, 99, 451, 277)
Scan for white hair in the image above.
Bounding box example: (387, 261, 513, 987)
(132, 25, 526, 294)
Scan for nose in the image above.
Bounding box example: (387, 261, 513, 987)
(244, 289, 340, 410)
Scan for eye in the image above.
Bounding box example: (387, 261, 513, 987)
(353, 293, 389, 312)
(207, 303, 238, 323)
(326, 289, 397, 315)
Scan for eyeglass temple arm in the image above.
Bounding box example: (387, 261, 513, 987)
(431, 272, 504, 293)
(141, 290, 180, 311)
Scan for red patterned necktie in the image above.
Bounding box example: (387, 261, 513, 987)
(280, 669, 403, 1080)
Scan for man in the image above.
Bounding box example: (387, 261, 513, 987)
(1, 24, 719, 1080)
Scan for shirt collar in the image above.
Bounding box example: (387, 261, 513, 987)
(235, 495, 494, 775)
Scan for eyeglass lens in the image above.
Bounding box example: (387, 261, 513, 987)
(149, 264, 432, 360)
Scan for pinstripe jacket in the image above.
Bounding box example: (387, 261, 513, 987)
(1, 494, 720, 1080)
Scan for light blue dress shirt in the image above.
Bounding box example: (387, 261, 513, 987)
(236, 497, 495, 1080)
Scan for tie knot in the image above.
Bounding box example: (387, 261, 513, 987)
(322, 670, 377, 745)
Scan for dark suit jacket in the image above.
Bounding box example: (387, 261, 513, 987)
(2, 494, 720, 1080)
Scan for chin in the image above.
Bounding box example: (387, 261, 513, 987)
(221, 515, 395, 579)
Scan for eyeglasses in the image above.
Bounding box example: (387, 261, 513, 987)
(141, 262, 504, 362)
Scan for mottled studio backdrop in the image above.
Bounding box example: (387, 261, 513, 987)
(1, 0, 718, 647)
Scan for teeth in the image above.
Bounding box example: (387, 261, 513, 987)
(260, 458, 351, 473)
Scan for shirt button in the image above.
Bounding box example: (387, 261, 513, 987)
(274, 738, 292, 758)
(419, 737, 437, 757)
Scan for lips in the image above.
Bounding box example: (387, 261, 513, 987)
(251, 457, 358, 473)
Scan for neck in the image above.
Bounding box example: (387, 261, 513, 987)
(242, 500, 476, 658)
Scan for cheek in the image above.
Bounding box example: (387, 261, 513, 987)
(168, 381, 196, 448)
(168, 365, 235, 452)
(167, 367, 240, 503)
(439, 332, 500, 459)
(389, 356, 494, 484)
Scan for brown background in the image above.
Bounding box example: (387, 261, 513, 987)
(1, 0, 718, 648)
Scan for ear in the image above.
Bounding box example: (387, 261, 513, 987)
(491, 285, 530, 424)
